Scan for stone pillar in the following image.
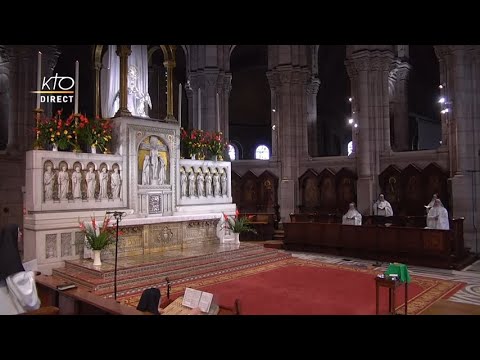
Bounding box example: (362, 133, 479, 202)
(1, 47, 16, 154)
(221, 73, 232, 140)
(393, 62, 411, 151)
(114, 45, 132, 118)
(164, 59, 176, 121)
(204, 71, 219, 131)
(266, 71, 280, 161)
(94, 60, 102, 119)
(305, 77, 320, 157)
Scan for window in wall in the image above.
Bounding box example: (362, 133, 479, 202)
(347, 141, 353, 156)
(228, 144, 236, 161)
(255, 145, 270, 160)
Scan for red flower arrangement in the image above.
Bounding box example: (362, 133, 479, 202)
(35, 109, 75, 150)
(222, 210, 257, 234)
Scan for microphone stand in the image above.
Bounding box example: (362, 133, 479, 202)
(110, 211, 126, 301)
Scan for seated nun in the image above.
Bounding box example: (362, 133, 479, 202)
(426, 198, 450, 230)
(373, 194, 393, 217)
(342, 202, 362, 226)
(0, 224, 41, 315)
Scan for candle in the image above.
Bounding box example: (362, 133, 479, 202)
(197, 87, 202, 130)
(74, 60, 79, 114)
(216, 92, 220, 132)
(36, 52, 42, 109)
(178, 83, 182, 125)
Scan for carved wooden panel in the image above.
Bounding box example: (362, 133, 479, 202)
(401, 164, 424, 216)
(241, 171, 258, 212)
(258, 171, 278, 212)
(318, 169, 337, 213)
(232, 170, 279, 213)
(299, 169, 319, 212)
(231, 171, 242, 207)
(422, 163, 449, 212)
(335, 167, 357, 213)
(379, 165, 402, 215)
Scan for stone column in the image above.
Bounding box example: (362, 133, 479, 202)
(1, 47, 16, 154)
(266, 71, 280, 161)
(163, 59, 176, 121)
(393, 62, 411, 151)
(94, 60, 102, 119)
(221, 73, 232, 140)
(114, 45, 132, 118)
(305, 77, 320, 157)
(204, 71, 219, 131)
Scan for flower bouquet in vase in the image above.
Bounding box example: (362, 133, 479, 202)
(78, 214, 115, 266)
(222, 210, 257, 242)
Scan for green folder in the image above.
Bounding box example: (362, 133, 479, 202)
(385, 263, 411, 283)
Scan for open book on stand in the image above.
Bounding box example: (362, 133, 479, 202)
(182, 287, 214, 313)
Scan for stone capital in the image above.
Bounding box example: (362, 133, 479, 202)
(306, 77, 320, 95)
(116, 45, 132, 57)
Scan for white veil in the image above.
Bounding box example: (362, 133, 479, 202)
(100, 45, 150, 118)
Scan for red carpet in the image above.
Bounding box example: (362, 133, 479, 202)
(122, 258, 464, 315)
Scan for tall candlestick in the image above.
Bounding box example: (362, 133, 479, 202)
(178, 83, 182, 125)
(197, 87, 202, 130)
(74, 60, 79, 114)
(216, 92, 220, 132)
(36, 52, 42, 109)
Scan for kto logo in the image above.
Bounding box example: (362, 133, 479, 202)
(32, 73, 75, 104)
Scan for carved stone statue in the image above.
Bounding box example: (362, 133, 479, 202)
(159, 155, 166, 185)
(150, 136, 160, 181)
(196, 171, 205, 197)
(180, 171, 187, 198)
(43, 165, 55, 201)
(58, 165, 69, 200)
(72, 166, 82, 199)
(99, 167, 109, 199)
(213, 171, 221, 197)
(188, 171, 196, 197)
(113, 64, 152, 117)
(86, 166, 96, 199)
(142, 155, 150, 185)
(205, 171, 213, 197)
(111, 167, 121, 199)
(220, 170, 227, 196)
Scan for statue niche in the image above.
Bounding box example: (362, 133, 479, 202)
(138, 135, 169, 186)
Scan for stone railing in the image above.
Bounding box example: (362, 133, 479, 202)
(177, 159, 232, 206)
(25, 150, 127, 212)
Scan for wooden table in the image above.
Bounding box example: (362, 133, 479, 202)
(375, 277, 408, 315)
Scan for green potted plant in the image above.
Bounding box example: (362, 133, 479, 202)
(78, 214, 115, 266)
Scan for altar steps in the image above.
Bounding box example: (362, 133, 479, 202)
(52, 244, 291, 299)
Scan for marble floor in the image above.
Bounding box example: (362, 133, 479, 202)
(287, 250, 480, 306)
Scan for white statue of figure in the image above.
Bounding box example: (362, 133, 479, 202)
(86, 166, 96, 199)
(72, 166, 82, 199)
(98, 167, 109, 199)
(220, 170, 227, 196)
(427, 198, 449, 230)
(205, 171, 213, 197)
(196, 171, 205, 197)
(58, 165, 69, 200)
(342, 202, 362, 226)
(101, 45, 152, 118)
(149, 137, 160, 181)
(142, 155, 151, 185)
(111, 167, 121, 199)
(188, 171, 196, 197)
(43, 165, 55, 201)
(373, 194, 393, 217)
(159, 155, 166, 185)
(180, 170, 187, 198)
(213, 171, 221, 197)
